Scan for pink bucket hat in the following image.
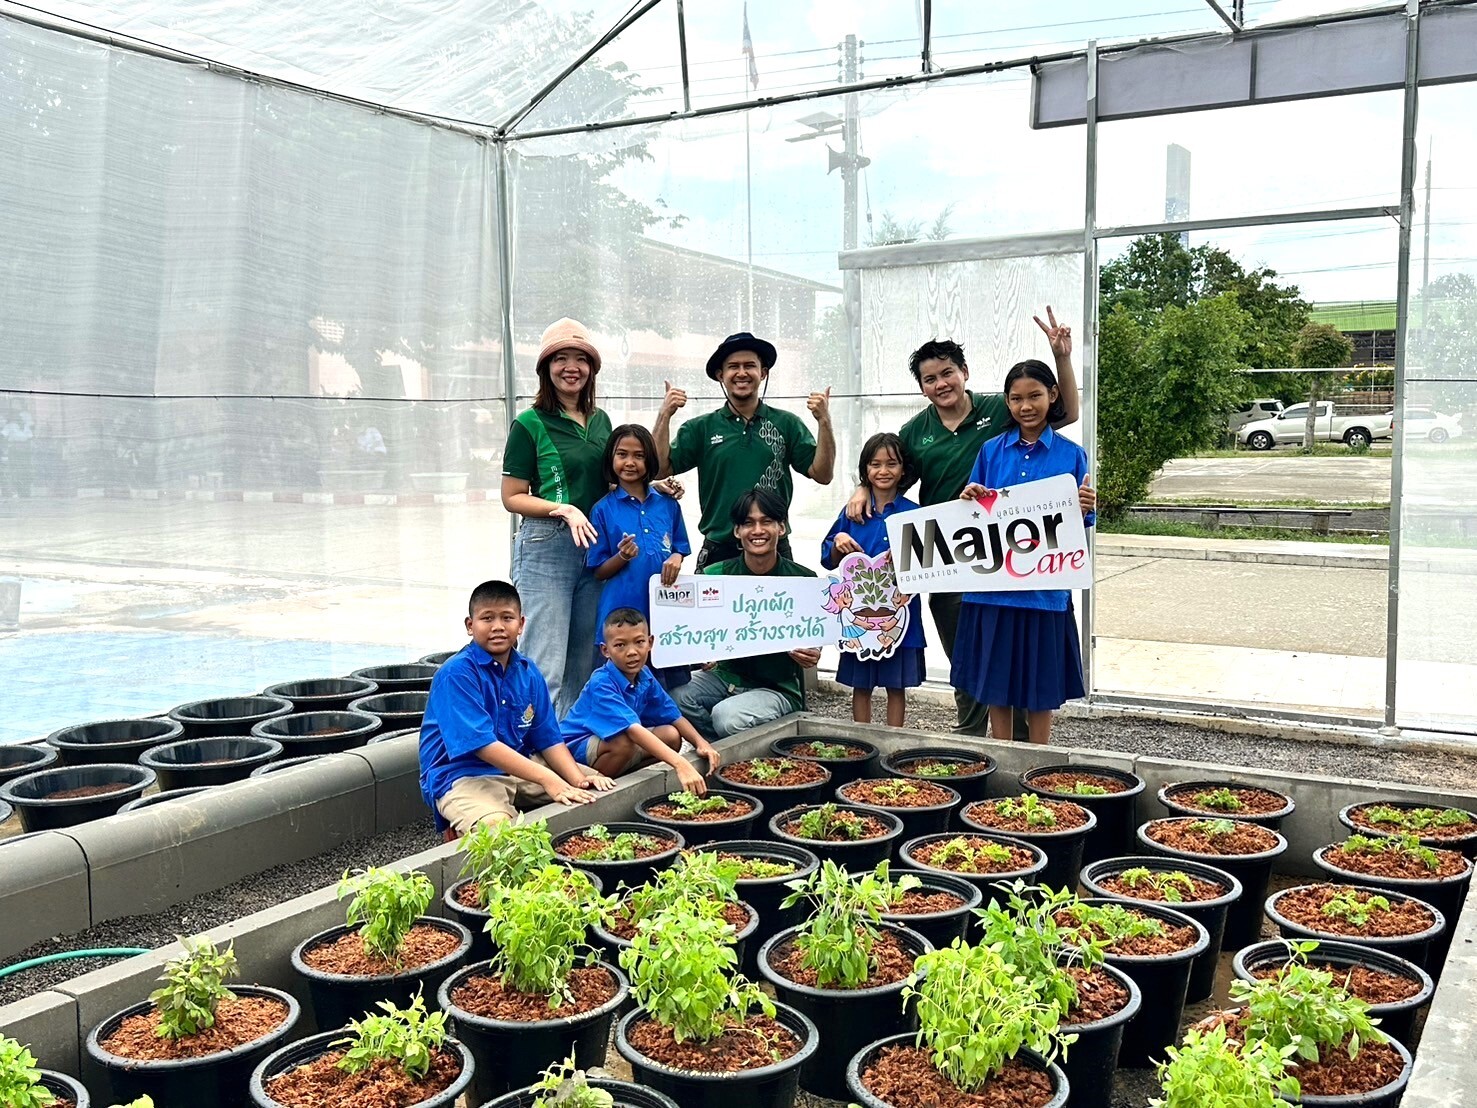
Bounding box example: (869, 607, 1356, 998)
(536, 317, 602, 374)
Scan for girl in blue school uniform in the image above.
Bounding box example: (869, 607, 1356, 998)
(955, 359, 1096, 745)
(821, 432, 927, 727)
(586, 423, 692, 688)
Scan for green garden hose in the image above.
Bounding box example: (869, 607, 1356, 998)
(0, 948, 149, 980)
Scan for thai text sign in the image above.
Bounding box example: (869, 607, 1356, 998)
(649, 575, 832, 667)
(884, 474, 1092, 594)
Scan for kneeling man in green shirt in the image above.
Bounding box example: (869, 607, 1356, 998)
(671, 488, 820, 739)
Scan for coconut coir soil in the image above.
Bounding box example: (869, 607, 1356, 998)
(788, 741, 867, 759)
(1275, 885, 1435, 938)
(1063, 966, 1130, 1024)
(1054, 908, 1199, 957)
(607, 901, 751, 941)
(841, 778, 955, 808)
(453, 881, 487, 910)
(557, 832, 671, 861)
(1249, 962, 1423, 1005)
(781, 813, 890, 842)
(264, 1046, 462, 1108)
(625, 1013, 800, 1074)
(896, 758, 989, 778)
(1167, 785, 1288, 816)
(768, 929, 914, 989)
(100, 995, 289, 1060)
(861, 1046, 1056, 1108)
(909, 837, 1036, 874)
(45, 784, 130, 800)
(965, 797, 1088, 833)
(1028, 771, 1129, 795)
(1324, 843, 1470, 880)
(1147, 818, 1279, 856)
(643, 798, 755, 822)
(720, 759, 828, 788)
(1211, 1013, 1407, 1098)
(1095, 872, 1227, 903)
(300, 923, 461, 976)
(448, 965, 617, 1021)
(887, 889, 967, 915)
(1348, 805, 1476, 842)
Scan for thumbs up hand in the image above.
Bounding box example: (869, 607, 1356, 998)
(1078, 473, 1096, 516)
(808, 386, 832, 425)
(660, 379, 687, 418)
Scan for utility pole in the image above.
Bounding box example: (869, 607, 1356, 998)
(836, 34, 867, 398)
(1421, 139, 1432, 330)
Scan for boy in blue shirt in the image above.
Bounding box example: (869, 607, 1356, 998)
(561, 607, 722, 790)
(419, 579, 614, 835)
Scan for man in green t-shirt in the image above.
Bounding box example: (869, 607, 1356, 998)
(672, 488, 820, 739)
(654, 331, 835, 569)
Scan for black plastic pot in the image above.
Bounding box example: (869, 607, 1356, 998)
(118, 786, 216, 812)
(1020, 763, 1147, 862)
(420, 650, 459, 667)
(89, 984, 300, 1108)
(250, 1029, 473, 1108)
(634, 789, 764, 846)
(958, 797, 1098, 893)
(248, 754, 324, 777)
(836, 778, 961, 847)
(769, 735, 881, 788)
(47, 717, 184, 767)
(350, 662, 438, 693)
(595, 901, 758, 975)
(759, 923, 929, 1101)
(1158, 780, 1295, 831)
(879, 746, 996, 803)
(846, 1036, 1068, 1108)
(347, 691, 428, 732)
(1265, 883, 1446, 975)
(479, 1077, 678, 1108)
(444, 871, 603, 964)
(768, 804, 903, 871)
(261, 676, 377, 713)
(438, 959, 628, 1104)
(1339, 800, 1477, 859)
(139, 736, 283, 790)
(0, 741, 59, 786)
(367, 727, 419, 746)
(1080, 856, 1241, 1004)
(1314, 842, 1472, 966)
(0, 763, 157, 831)
(168, 696, 294, 740)
(896, 831, 1048, 897)
(616, 1001, 819, 1108)
(290, 917, 473, 1031)
(1138, 817, 1288, 948)
(1056, 962, 1142, 1108)
(1233, 939, 1434, 1050)
(879, 870, 982, 950)
(250, 710, 382, 755)
(37, 1070, 90, 1108)
(553, 822, 684, 890)
(716, 759, 833, 810)
(707, 839, 821, 979)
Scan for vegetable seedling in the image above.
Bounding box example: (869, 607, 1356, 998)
(149, 935, 239, 1039)
(333, 994, 448, 1081)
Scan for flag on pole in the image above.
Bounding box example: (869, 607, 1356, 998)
(742, 3, 759, 90)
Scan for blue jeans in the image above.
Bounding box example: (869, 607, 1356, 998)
(512, 517, 604, 716)
(672, 669, 793, 740)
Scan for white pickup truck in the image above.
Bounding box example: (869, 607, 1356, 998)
(1237, 401, 1394, 450)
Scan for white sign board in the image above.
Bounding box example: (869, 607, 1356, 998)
(885, 473, 1092, 594)
(648, 575, 833, 668)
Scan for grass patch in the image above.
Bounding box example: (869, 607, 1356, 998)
(1100, 517, 1388, 546)
(1189, 444, 1391, 459)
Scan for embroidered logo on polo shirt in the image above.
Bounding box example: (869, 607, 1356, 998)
(709, 434, 725, 445)
(920, 434, 935, 445)
(976, 416, 992, 428)
(519, 704, 535, 727)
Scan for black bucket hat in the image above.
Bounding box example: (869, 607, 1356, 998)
(706, 332, 778, 380)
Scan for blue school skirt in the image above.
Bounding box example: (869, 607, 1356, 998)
(950, 602, 1084, 712)
(837, 646, 925, 692)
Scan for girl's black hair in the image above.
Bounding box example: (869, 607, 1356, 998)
(1002, 359, 1068, 426)
(857, 432, 918, 494)
(601, 423, 659, 488)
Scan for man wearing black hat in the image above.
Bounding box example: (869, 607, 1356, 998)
(653, 331, 835, 569)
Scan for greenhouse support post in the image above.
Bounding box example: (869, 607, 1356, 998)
(1080, 41, 1099, 697)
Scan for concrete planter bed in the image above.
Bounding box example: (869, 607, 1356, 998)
(2, 717, 1475, 1108)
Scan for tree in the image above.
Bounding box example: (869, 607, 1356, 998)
(1411, 273, 1477, 411)
(866, 204, 955, 247)
(1291, 322, 1354, 449)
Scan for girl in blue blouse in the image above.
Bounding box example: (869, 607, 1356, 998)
(821, 432, 926, 726)
(955, 360, 1096, 744)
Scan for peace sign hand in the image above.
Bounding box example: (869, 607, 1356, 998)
(1033, 305, 1072, 361)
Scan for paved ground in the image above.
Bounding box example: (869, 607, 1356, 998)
(1151, 455, 1392, 503)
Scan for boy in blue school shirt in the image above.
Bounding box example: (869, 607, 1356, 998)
(419, 579, 615, 835)
(561, 608, 722, 789)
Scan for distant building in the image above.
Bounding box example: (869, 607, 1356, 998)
(1308, 301, 1396, 367)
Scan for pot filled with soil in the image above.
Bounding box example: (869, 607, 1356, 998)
(553, 822, 683, 890)
(260, 676, 377, 713)
(290, 868, 473, 1031)
(47, 717, 184, 767)
(480, 1070, 677, 1108)
(249, 754, 324, 777)
(1019, 763, 1146, 861)
(33, 1068, 90, 1108)
(708, 839, 821, 976)
(346, 691, 428, 732)
(837, 777, 961, 844)
(1157, 780, 1294, 830)
(769, 735, 880, 787)
(0, 741, 59, 786)
(443, 868, 601, 964)
(251, 710, 382, 756)
(878, 870, 981, 950)
(1340, 799, 1477, 859)
(959, 794, 1097, 892)
(1080, 856, 1241, 1003)
(419, 650, 458, 667)
(1138, 816, 1287, 948)
(1265, 883, 1446, 974)
(139, 736, 283, 789)
(1233, 938, 1434, 1051)
(1053, 962, 1141, 1108)
(717, 757, 832, 808)
(769, 803, 903, 870)
(118, 786, 216, 812)
(879, 747, 995, 803)
(597, 897, 758, 969)
(87, 937, 301, 1108)
(349, 662, 438, 694)
(0, 763, 156, 831)
(168, 696, 293, 741)
(635, 789, 763, 846)
(847, 1035, 1067, 1108)
(1061, 898, 1206, 1069)
(898, 831, 1047, 895)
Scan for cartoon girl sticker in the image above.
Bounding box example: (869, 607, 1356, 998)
(824, 551, 910, 661)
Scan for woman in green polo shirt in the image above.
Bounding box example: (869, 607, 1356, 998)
(501, 318, 614, 715)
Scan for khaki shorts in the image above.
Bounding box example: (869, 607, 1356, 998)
(436, 757, 553, 835)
